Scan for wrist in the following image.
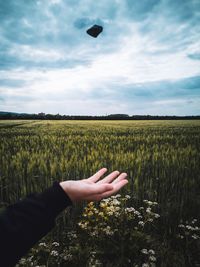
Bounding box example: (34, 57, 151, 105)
(59, 181, 76, 203)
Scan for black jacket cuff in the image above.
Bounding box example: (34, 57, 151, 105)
(38, 181, 73, 218)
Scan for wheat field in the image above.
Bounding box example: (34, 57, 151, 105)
(0, 120, 200, 266)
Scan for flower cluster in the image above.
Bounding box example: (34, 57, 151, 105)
(87, 251, 102, 267)
(141, 248, 157, 267)
(16, 240, 75, 266)
(17, 196, 161, 267)
(125, 200, 160, 229)
(78, 195, 160, 238)
(177, 218, 200, 240)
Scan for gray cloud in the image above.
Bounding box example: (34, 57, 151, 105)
(188, 53, 200, 60)
(74, 17, 104, 29)
(126, 0, 160, 20)
(138, 0, 200, 55)
(0, 54, 90, 71)
(0, 0, 123, 70)
(0, 0, 200, 115)
(88, 76, 200, 102)
(0, 79, 27, 88)
(1, 0, 199, 68)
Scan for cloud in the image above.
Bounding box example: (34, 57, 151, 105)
(74, 17, 104, 29)
(87, 75, 200, 103)
(0, 0, 200, 115)
(125, 0, 160, 20)
(188, 53, 200, 60)
(0, 79, 27, 88)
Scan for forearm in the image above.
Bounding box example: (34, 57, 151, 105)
(0, 181, 72, 267)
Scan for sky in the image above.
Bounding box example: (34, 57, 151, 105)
(0, 0, 200, 116)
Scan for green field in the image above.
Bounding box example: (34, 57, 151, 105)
(0, 120, 200, 267)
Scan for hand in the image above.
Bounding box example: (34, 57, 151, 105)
(60, 168, 128, 203)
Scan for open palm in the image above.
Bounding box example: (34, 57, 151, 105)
(60, 168, 128, 202)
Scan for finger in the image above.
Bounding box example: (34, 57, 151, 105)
(92, 183, 113, 194)
(84, 195, 103, 202)
(84, 179, 128, 202)
(87, 168, 107, 183)
(97, 170, 120, 184)
(112, 172, 128, 184)
(101, 179, 129, 199)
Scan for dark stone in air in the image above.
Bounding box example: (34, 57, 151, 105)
(86, 25, 103, 38)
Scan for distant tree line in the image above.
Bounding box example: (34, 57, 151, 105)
(0, 112, 199, 120)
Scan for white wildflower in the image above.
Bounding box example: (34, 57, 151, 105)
(51, 250, 58, 257)
(192, 234, 199, 239)
(138, 221, 145, 227)
(149, 255, 157, 262)
(39, 242, 47, 247)
(125, 207, 135, 213)
(192, 219, 197, 224)
(186, 225, 192, 230)
(52, 242, 59, 247)
(146, 207, 151, 213)
(112, 199, 120, 205)
(134, 211, 141, 216)
(149, 249, 155, 255)
(141, 249, 148, 254)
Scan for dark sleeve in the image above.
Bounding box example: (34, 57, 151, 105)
(0, 181, 73, 267)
